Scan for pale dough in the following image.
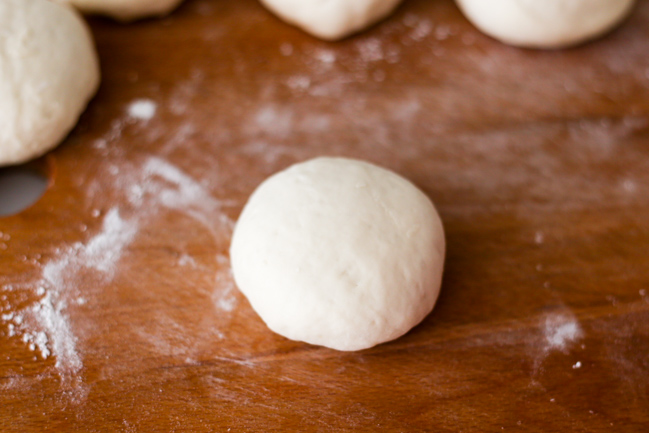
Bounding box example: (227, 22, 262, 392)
(260, 0, 404, 40)
(0, 0, 100, 167)
(456, 0, 636, 48)
(230, 157, 446, 351)
(54, 0, 185, 22)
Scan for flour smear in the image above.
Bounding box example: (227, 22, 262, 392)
(1, 155, 233, 383)
(543, 312, 583, 353)
(527, 310, 584, 375)
(6, 207, 138, 374)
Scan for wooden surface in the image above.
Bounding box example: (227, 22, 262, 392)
(2, 0, 649, 431)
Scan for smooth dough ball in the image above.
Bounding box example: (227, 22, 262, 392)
(230, 157, 446, 351)
(260, 0, 404, 40)
(0, 0, 100, 167)
(455, 0, 636, 48)
(54, 0, 185, 21)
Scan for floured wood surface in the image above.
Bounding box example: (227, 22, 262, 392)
(1, 0, 648, 431)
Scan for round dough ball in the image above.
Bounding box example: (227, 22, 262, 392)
(54, 0, 184, 22)
(455, 0, 636, 48)
(260, 0, 404, 40)
(230, 157, 446, 351)
(0, 0, 100, 167)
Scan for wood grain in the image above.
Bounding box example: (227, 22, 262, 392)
(1, 0, 649, 431)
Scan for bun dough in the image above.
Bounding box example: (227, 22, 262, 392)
(260, 0, 404, 40)
(230, 157, 446, 351)
(455, 0, 636, 48)
(0, 0, 100, 167)
(55, 0, 184, 21)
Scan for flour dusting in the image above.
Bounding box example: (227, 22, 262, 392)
(280, 42, 293, 56)
(524, 310, 586, 376)
(3, 154, 235, 378)
(356, 38, 384, 62)
(543, 313, 583, 352)
(42, 208, 138, 290)
(127, 99, 157, 121)
(253, 105, 294, 138)
(30, 292, 78, 371)
(139, 156, 233, 237)
(11, 208, 139, 374)
(213, 256, 237, 313)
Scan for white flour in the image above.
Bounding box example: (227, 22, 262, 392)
(543, 313, 583, 352)
(2, 154, 233, 381)
(525, 310, 585, 376)
(10, 208, 139, 374)
(213, 255, 237, 313)
(127, 99, 158, 121)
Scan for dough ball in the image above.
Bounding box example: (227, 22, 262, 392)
(260, 0, 404, 40)
(54, 0, 185, 22)
(230, 157, 446, 351)
(455, 0, 636, 48)
(0, 0, 100, 167)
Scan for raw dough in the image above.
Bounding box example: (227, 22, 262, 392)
(230, 157, 446, 351)
(455, 0, 636, 48)
(260, 0, 404, 40)
(0, 0, 100, 167)
(54, 0, 185, 22)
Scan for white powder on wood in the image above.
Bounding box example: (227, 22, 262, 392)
(526, 310, 585, 377)
(409, 20, 433, 41)
(280, 42, 293, 56)
(213, 256, 237, 313)
(253, 105, 294, 138)
(356, 38, 384, 62)
(3, 153, 235, 378)
(127, 99, 157, 121)
(543, 313, 582, 352)
(82, 209, 139, 273)
(6, 208, 139, 375)
(139, 157, 234, 238)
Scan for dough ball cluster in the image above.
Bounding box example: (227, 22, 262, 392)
(230, 158, 446, 351)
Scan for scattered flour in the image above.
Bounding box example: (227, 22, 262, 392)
(409, 20, 433, 41)
(314, 49, 336, 64)
(14, 208, 138, 373)
(525, 310, 584, 376)
(253, 105, 294, 138)
(622, 179, 637, 193)
(573, 361, 582, 369)
(434, 25, 452, 41)
(41, 209, 139, 288)
(127, 99, 158, 121)
(356, 38, 384, 62)
(178, 253, 197, 268)
(280, 42, 293, 56)
(2, 155, 234, 380)
(543, 313, 582, 352)
(138, 156, 233, 237)
(213, 256, 237, 313)
(286, 75, 312, 91)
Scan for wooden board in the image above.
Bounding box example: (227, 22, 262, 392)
(2, 0, 649, 430)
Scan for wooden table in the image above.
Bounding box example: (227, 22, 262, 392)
(2, 0, 648, 431)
